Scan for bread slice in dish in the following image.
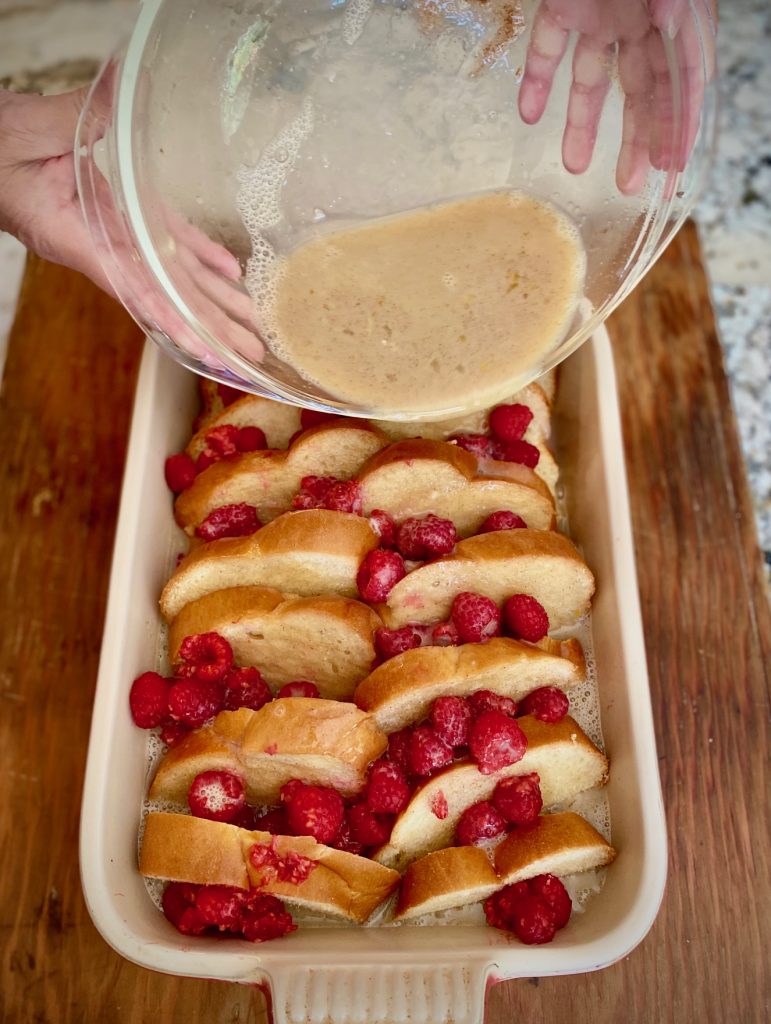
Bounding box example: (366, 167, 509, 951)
(187, 394, 302, 457)
(149, 700, 387, 806)
(140, 812, 400, 923)
(160, 509, 379, 621)
(354, 637, 585, 733)
(380, 529, 595, 630)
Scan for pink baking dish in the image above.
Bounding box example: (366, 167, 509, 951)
(79, 324, 667, 1024)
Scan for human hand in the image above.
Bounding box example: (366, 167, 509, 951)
(519, 0, 717, 194)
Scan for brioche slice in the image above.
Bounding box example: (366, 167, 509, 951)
(381, 529, 594, 630)
(168, 586, 380, 699)
(395, 811, 614, 921)
(149, 699, 387, 805)
(175, 421, 387, 534)
(140, 812, 400, 923)
(187, 394, 302, 457)
(354, 637, 585, 733)
(357, 440, 554, 534)
(373, 716, 607, 871)
(160, 510, 378, 621)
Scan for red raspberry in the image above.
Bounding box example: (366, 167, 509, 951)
(275, 848, 318, 885)
(162, 882, 207, 936)
(395, 514, 457, 560)
(235, 425, 267, 452)
(450, 592, 501, 644)
(432, 620, 460, 646)
(491, 439, 540, 469)
(292, 475, 335, 510)
(284, 784, 345, 845)
(195, 885, 245, 932)
(366, 760, 411, 815)
(159, 719, 190, 747)
(530, 873, 572, 930)
(323, 480, 363, 514)
(357, 549, 406, 603)
(196, 503, 261, 542)
(489, 404, 533, 444)
(241, 893, 296, 943)
(330, 817, 364, 856)
(203, 424, 240, 459)
(346, 803, 393, 847)
(129, 672, 171, 728)
(483, 882, 530, 931)
(503, 594, 550, 643)
(368, 509, 396, 547)
(188, 770, 246, 823)
(492, 772, 543, 825)
(176, 632, 234, 682)
(479, 510, 527, 533)
(508, 894, 559, 944)
(217, 382, 245, 406)
(164, 452, 197, 493)
(387, 727, 414, 774)
(374, 625, 423, 660)
(519, 686, 569, 723)
(224, 666, 272, 712)
(468, 711, 528, 775)
(467, 689, 518, 719)
(277, 680, 320, 699)
(452, 433, 492, 458)
(409, 726, 454, 777)
(279, 779, 304, 805)
(167, 677, 224, 728)
(195, 449, 218, 473)
(456, 800, 507, 846)
(430, 791, 449, 819)
(301, 409, 338, 429)
(430, 695, 473, 748)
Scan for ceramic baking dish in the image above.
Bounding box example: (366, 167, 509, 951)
(80, 324, 667, 1024)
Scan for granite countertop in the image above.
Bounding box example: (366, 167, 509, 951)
(0, 0, 769, 574)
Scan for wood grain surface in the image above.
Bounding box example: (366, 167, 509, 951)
(0, 223, 769, 1024)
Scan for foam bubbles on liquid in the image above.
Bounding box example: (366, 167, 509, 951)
(342, 0, 374, 46)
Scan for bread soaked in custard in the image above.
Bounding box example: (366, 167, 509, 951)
(269, 191, 585, 414)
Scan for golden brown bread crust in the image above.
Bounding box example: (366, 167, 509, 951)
(395, 846, 499, 920)
(360, 438, 478, 479)
(139, 812, 401, 923)
(493, 811, 617, 881)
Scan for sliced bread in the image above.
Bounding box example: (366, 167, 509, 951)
(187, 394, 302, 457)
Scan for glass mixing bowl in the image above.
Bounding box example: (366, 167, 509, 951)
(76, 0, 717, 420)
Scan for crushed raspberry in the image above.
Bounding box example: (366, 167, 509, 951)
(300, 409, 338, 430)
(374, 625, 423, 660)
(274, 848, 318, 885)
(346, 803, 393, 847)
(196, 503, 262, 542)
(188, 770, 246, 823)
(162, 882, 207, 935)
(366, 760, 411, 815)
(468, 711, 528, 775)
(203, 424, 241, 458)
(331, 817, 364, 856)
(176, 632, 234, 682)
(164, 452, 197, 493)
(492, 772, 543, 825)
(483, 882, 530, 930)
(432, 620, 460, 646)
(430, 695, 473, 748)
(456, 800, 507, 846)
(195, 885, 245, 932)
(276, 680, 320, 699)
(503, 594, 550, 643)
(519, 686, 569, 723)
(491, 439, 540, 469)
(479, 510, 527, 533)
(241, 893, 297, 943)
(450, 592, 501, 644)
(430, 791, 448, 819)
(284, 783, 345, 845)
(217, 382, 245, 406)
(248, 842, 281, 884)
(467, 689, 518, 719)
(409, 726, 454, 777)
(167, 677, 225, 728)
(530, 874, 572, 929)
(396, 514, 458, 560)
(235, 426, 267, 452)
(357, 549, 406, 603)
(323, 480, 363, 514)
(387, 727, 414, 775)
(452, 434, 492, 459)
(489, 404, 534, 444)
(224, 666, 272, 712)
(129, 671, 171, 728)
(368, 509, 396, 547)
(159, 719, 190, 747)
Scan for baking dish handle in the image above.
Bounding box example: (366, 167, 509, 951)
(264, 960, 494, 1024)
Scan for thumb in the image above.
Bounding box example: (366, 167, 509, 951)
(0, 85, 90, 162)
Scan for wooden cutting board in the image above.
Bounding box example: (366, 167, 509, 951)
(0, 222, 768, 1024)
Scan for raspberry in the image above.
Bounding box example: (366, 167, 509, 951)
(468, 711, 528, 775)
(491, 439, 540, 469)
(196, 503, 261, 541)
(223, 666, 272, 712)
(492, 772, 543, 825)
(357, 549, 406, 603)
(203, 424, 240, 459)
(176, 632, 234, 682)
(292, 475, 336, 510)
(159, 719, 190, 747)
(284, 784, 345, 845)
(374, 625, 423, 660)
(195, 885, 245, 932)
(488, 404, 534, 444)
(395, 514, 457, 560)
(162, 882, 207, 936)
(248, 842, 281, 884)
(188, 770, 246, 823)
(241, 893, 296, 943)
(167, 677, 224, 728)
(467, 689, 518, 719)
(503, 594, 550, 643)
(323, 480, 363, 514)
(451, 434, 492, 459)
(129, 672, 171, 728)
(279, 779, 304, 805)
(430, 791, 449, 819)
(432, 620, 460, 646)
(450, 592, 501, 644)
(330, 817, 364, 856)
(508, 894, 559, 944)
(300, 409, 337, 429)
(251, 807, 290, 835)
(235, 425, 267, 452)
(217, 383, 245, 406)
(409, 726, 454, 777)
(529, 873, 572, 930)
(519, 686, 569, 723)
(368, 509, 396, 547)
(430, 695, 473, 748)
(366, 760, 411, 815)
(456, 800, 507, 846)
(479, 510, 527, 533)
(196, 449, 218, 473)
(346, 803, 393, 847)
(483, 882, 530, 930)
(277, 680, 320, 699)
(387, 727, 414, 774)
(248, 839, 317, 885)
(164, 452, 197, 493)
